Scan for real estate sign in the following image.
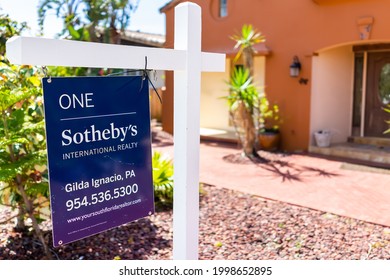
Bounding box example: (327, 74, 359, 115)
(42, 76, 154, 247)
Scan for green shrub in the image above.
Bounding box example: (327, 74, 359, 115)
(0, 61, 48, 224)
(152, 151, 173, 208)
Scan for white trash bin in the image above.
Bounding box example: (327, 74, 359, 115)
(314, 130, 331, 147)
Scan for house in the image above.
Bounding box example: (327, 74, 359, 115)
(119, 30, 165, 48)
(159, 0, 390, 164)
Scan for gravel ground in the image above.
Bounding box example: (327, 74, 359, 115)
(2, 129, 390, 260)
(1, 184, 390, 260)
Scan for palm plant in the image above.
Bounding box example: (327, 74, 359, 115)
(231, 24, 265, 75)
(227, 67, 258, 111)
(228, 24, 265, 157)
(226, 67, 260, 156)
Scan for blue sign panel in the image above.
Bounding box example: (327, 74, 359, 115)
(42, 76, 154, 247)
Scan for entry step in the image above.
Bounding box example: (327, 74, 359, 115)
(309, 142, 390, 167)
(348, 137, 390, 147)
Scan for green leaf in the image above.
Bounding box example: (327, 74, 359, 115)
(0, 136, 30, 148)
(22, 120, 45, 134)
(231, 24, 265, 63)
(226, 67, 259, 112)
(27, 76, 41, 87)
(0, 88, 32, 111)
(0, 167, 17, 182)
(152, 151, 174, 206)
(26, 182, 49, 198)
(82, 27, 91, 41)
(67, 24, 81, 40)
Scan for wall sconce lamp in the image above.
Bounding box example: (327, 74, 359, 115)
(289, 56, 301, 77)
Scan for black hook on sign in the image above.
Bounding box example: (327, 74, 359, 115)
(142, 56, 148, 81)
(42, 66, 52, 83)
(139, 56, 162, 104)
(106, 56, 162, 104)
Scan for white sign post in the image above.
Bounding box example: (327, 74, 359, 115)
(6, 2, 225, 260)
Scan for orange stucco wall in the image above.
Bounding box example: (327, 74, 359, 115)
(161, 0, 390, 151)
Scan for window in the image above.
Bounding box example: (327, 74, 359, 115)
(352, 54, 364, 136)
(379, 63, 390, 105)
(220, 0, 228, 18)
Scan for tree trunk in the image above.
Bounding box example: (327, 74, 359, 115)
(110, 27, 121, 45)
(242, 49, 254, 76)
(16, 177, 52, 259)
(88, 25, 99, 43)
(14, 205, 26, 231)
(230, 101, 256, 157)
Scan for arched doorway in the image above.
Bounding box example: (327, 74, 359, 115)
(357, 48, 390, 138)
(352, 44, 390, 138)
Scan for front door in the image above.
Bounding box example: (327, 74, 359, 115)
(365, 52, 390, 138)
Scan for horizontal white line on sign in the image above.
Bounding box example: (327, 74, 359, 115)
(60, 112, 136, 121)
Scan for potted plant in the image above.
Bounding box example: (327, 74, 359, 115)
(258, 96, 281, 151)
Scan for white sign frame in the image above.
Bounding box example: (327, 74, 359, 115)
(6, 2, 225, 260)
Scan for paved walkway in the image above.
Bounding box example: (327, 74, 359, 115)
(153, 138, 390, 227)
